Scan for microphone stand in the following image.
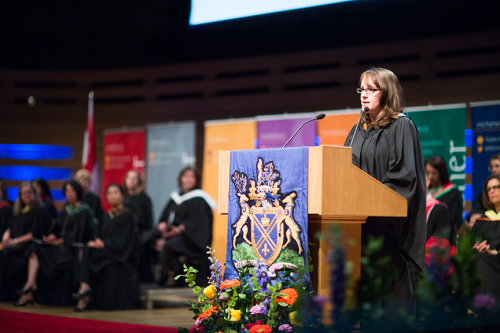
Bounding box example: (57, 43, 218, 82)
(282, 114, 325, 148)
(349, 107, 368, 147)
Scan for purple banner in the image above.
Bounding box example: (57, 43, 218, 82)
(257, 117, 317, 149)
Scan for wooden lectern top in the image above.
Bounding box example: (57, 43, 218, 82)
(219, 145, 407, 220)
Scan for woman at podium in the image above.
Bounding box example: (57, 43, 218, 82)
(344, 67, 426, 315)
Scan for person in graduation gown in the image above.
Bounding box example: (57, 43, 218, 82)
(0, 183, 13, 240)
(122, 169, 154, 282)
(151, 166, 216, 287)
(344, 67, 426, 317)
(32, 178, 58, 221)
(0, 182, 50, 303)
(470, 174, 500, 322)
(425, 156, 463, 231)
(74, 169, 104, 223)
(74, 183, 139, 311)
(466, 154, 500, 227)
(15, 180, 94, 307)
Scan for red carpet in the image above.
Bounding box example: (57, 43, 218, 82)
(0, 310, 179, 333)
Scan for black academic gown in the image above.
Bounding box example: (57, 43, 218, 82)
(426, 199, 453, 242)
(471, 212, 500, 322)
(0, 204, 50, 301)
(35, 203, 94, 306)
(0, 202, 13, 240)
(82, 192, 104, 223)
(81, 209, 139, 310)
(123, 191, 153, 282)
(158, 190, 214, 286)
(344, 115, 426, 314)
(41, 197, 58, 221)
(432, 184, 463, 230)
(465, 193, 486, 224)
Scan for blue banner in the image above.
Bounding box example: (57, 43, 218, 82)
(471, 102, 500, 201)
(224, 147, 309, 282)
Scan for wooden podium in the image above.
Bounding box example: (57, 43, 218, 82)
(218, 145, 407, 297)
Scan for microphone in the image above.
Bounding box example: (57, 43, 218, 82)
(348, 107, 369, 147)
(282, 114, 326, 148)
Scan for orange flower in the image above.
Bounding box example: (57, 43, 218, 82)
(197, 306, 218, 321)
(219, 279, 241, 290)
(249, 325, 273, 333)
(275, 288, 298, 305)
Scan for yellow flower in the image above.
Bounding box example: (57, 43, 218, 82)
(290, 311, 301, 326)
(203, 285, 217, 299)
(230, 309, 241, 322)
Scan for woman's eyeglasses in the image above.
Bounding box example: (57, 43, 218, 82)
(486, 185, 500, 192)
(357, 88, 381, 94)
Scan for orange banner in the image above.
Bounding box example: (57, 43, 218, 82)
(317, 111, 360, 146)
(202, 119, 257, 264)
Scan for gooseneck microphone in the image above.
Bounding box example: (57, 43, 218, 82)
(348, 107, 369, 147)
(282, 113, 326, 148)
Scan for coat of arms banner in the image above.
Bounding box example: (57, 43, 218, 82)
(224, 147, 309, 281)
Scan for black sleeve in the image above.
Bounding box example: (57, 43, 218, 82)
(103, 212, 136, 262)
(32, 205, 52, 239)
(0, 206, 13, 237)
(95, 196, 104, 222)
(447, 189, 464, 229)
(426, 204, 453, 242)
(182, 198, 213, 252)
(159, 200, 175, 224)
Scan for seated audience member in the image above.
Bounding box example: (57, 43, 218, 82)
(426, 156, 463, 231)
(122, 169, 154, 282)
(0, 182, 49, 303)
(425, 175, 454, 283)
(74, 169, 104, 222)
(75, 183, 139, 311)
(32, 178, 58, 221)
(470, 174, 500, 320)
(0, 181, 13, 241)
(0, 178, 13, 205)
(16, 181, 94, 307)
(466, 154, 500, 227)
(148, 166, 216, 287)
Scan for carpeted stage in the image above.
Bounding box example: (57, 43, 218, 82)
(0, 301, 194, 332)
(0, 309, 180, 332)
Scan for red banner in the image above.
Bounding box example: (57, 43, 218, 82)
(102, 129, 146, 211)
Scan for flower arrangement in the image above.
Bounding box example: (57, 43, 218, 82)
(177, 247, 309, 333)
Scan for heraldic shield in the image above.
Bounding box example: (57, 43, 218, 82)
(230, 156, 304, 268)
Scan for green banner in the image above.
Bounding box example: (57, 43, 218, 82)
(406, 104, 467, 197)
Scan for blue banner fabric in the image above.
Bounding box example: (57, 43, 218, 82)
(471, 103, 500, 201)
(224, 147, 309, 282)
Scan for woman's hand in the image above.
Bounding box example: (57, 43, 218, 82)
(43, 234, 63, 246)
(2, 238, 16, 248)
(87, 238, 104, 249)
(468, 213, 482, 227)
(157, 222, 168, 233)
(473, 240, 498, 255)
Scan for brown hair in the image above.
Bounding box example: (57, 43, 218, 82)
(483, 174, 500, 211)
(178, 166, 201, 191)
(13, 181, 39, 217)
(123, 169, 143, 196)
(359, 67, 405, 129)
(425, 156, 450, 186)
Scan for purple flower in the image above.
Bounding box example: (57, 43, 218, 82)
(313, 295, 328, 308)
(474, 294, 496, 309)
(195, 317, 204, 325)
(250, 305, 265, 315)
(279, 324, 292, 332)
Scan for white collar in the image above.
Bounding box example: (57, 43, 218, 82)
(170, 189, 217, 210)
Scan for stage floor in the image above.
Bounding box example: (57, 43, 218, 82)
(0, 301, 195, 328)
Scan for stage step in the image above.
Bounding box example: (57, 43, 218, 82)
(139, 284, 199, 310)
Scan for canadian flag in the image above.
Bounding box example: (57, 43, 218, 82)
(82, 91, 99, 194)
